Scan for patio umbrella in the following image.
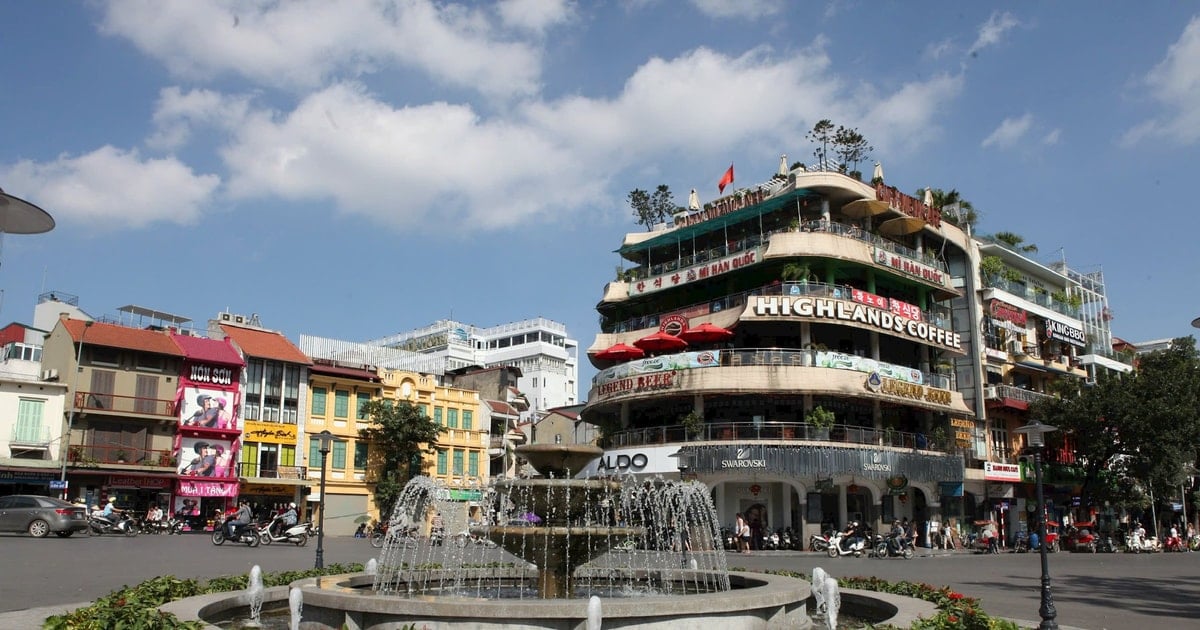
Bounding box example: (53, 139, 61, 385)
(878, 215, 926, 236)
(872, 161, 883, 182)
(677, 322, 733, 344)
(924, 187, 934, 207)
(688, 189, 700, 211)
(841, 198, 890, 219)
(594, 343, 645, 361)
(633, 331, 688, 352)
(779, 154, 789, 176)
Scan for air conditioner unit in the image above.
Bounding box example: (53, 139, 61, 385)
(220, 313, 233, 322)
(42, 368, 59, 381)
(1007, 340, 1022, 354)
(234, 315, 245, 324)
(983, 386, 998, 399)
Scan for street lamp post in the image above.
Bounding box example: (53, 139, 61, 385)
(668, 448, 692, 480)
(58, 320, 92, 500)
(1015, 419, 1059, 630)
(314, 430, 337, 569)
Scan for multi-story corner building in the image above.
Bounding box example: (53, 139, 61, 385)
(306, 360, 380, 535)
(974, 240, 1131, 539)
(580, 164, 975, 545)
(0, 320, 67, 495)
(366, 318, 579, 427)
(212, 313, 313, 519)
(42, 312, 184, 509)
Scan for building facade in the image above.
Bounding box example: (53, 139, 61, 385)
(581, 166, 974, 546)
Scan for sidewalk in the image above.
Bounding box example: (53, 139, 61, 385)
(0, 602, 89, 629)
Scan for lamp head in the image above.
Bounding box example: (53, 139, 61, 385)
(1014, 419, 1058, 448)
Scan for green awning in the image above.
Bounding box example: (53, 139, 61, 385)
(616, 189, 818, 256)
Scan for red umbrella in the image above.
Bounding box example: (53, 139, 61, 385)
(677, 322, 733, 344)
(633, 331, 688, 352)
(594, 343, 645, 361)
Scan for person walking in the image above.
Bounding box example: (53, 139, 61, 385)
(735, 513, 750, 553)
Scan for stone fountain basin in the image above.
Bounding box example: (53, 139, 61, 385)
(165, 571, 817, 629)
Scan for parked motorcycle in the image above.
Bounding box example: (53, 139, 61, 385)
(211, 516, 261, 547)
(873, 533, 915, 559)
(720, 527, 738, 551)
(825, 531, 867, 557)
(258, 515, 310, 546)
(1094, 535, 1119, 553)
(809, 531, 832, 553)
(453, 527, 497, 548)
(88, 512, 139, 537)
(762, 529, 779, 550)
(1123, 532, 1160, 553)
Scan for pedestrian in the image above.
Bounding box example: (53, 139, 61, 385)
(735, 512, 750, 553)
(679, 522, 692, 567)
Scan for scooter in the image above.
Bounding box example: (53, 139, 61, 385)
(211, 516, 261, 547)
(1094, 535, 1119, 553)
(88, 512, 139, 537)
(1124, 532, 1160, 553)
(808, 531, 832, 552)
(873, 533, 915, 559)
(258, 515, 310, 546)
(825, 531, 867, 557)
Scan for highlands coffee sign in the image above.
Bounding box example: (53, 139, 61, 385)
(753, 296, 962, 350)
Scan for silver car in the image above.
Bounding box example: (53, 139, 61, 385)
(0, 494, 90, 537)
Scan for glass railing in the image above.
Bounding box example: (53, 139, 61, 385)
(983, 274, 1080, 319)
(607, 280, 952, 335)
(985, 384, 1054, 404)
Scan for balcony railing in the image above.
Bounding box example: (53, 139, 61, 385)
(983, 274, 1080, 319)
(10, 425, 52, 448)
(601, 421, 959, 454)
(609, 280, 952, 335)
(67, 444, 177, 467)
(236, 462, 308, 479)
(75, 390, 175, 418)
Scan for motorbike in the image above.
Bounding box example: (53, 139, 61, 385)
(211, 515, 261, 547)
(258, 515, 310, 546)
(1123, 532, 1160, 553)
(762, 529, 780, 550)
(809, 531, 832, 552)
(873, 533, 915, 559)
(1163, 533, 1186, 552)
(88, 512, 139, 537)
(453, 526, 496, 548)
(720, 527, 737, 551)
(1095, 535, 1119, 553)
(825, 530, 867, 557)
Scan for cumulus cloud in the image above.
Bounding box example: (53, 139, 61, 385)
(981, 114, 1033, 149)
(99, 0, 544, 100)
(1121, 16, 1200, 145)
(690, 0, 785, 20)
(1, 147, 220, 229)
(1042, 128, 1061, 145)
(147, 87, 254, 151)
(497, 0, 574, 34)
(967, 11, 1018, 57)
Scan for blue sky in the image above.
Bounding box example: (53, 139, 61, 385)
(2, 1, 1199, 392)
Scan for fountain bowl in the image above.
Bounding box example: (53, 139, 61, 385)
(165, 570, 814, 629)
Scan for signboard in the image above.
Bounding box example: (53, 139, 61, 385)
(176, 480, 240, 498)
(630, 246, 764, 297)
(1045, 319, 1087, 347)
(242, 421, 298, 444)
(178, 386, 240, 431)
(984, 462, 1023, 482)
(752, 296, 961, 350)
(49, 480, 68, 490)
(178, 436, 237, 478)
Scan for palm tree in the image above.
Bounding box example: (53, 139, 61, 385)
(993, 231, 1038, 254)
(928, 188, 979, 230)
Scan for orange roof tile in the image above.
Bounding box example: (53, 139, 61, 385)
(65, 319, 184, 356)
(219, 324, 312, 364)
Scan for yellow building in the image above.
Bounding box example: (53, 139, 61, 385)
(380, 369, 489, 525)
(305, 362, 381, 536)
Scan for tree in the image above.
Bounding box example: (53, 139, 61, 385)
(833, 126, 873, 175)
(358, 399, 446, 518)
(628, 184, 680, 230)
(1032, 338, 1200, 513)
(928, 188, 980, 230)
(992, 231, 1038, 254)
(806, 119, 836, 171)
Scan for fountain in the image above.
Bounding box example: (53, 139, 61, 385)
(821, 577, 841, 630)
(243, 565, 263, 628)
(169, 445, 837, 628)
(287, 587, 301, 630)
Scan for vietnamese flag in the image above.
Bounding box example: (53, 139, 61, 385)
(718, 164, 734, 193)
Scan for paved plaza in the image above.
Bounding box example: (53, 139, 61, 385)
(2, 533, 1198, 629)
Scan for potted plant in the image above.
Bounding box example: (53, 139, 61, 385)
(928, 427, 947, 449)
(114, 449, 128, 463)
(68, 446, 83, 462)
(680, 410, 705, 439)
(805, 406, 836, 440)
(157, 452, 176, 468)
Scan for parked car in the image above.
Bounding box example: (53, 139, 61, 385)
(0, 494, 90, 537)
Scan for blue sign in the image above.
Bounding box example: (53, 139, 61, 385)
(49, 480, 68, 490)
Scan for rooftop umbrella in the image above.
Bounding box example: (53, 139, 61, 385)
(633, 331, 688, 352)
(594, 343, 645, 361)
(677, 322, 733, 344)
(878, 215, 926, 236)
(872, 161, 884, 182)
(841, 198, 890, 219)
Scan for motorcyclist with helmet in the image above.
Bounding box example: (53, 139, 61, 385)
(272, 501, 299, 536)
(887, 519, 907, 553)
(841, 520, 866, 551)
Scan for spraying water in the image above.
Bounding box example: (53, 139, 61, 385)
(586, 595, 602, 629)
(821, 577, 841, 630)
(245, 565, 264, 627)
(288, 586, 303, 630)
(365, 558, 377, 576)
(811, 567, 828, 617)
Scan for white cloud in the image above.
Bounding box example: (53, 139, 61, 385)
(1121, 16, 1200, 145)
(689, 0, 784, 20)
(967, 11, 1018, 57)
(1, 147, 220, 229)
(497, 0, 574, 34)
(147, 87, 253, 151)
(981, 114, 1033, 149)
(99, 0, 544, 100)
(1042, 128, 1061, 145)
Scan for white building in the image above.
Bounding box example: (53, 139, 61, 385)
(365, 318, 578, 425)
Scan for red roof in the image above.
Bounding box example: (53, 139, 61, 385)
(64, 319, 184, 356)
(310, 363, 380, 381)
(171, 334, 245, 366)
(218, 324, 311, 364)
(485, 400, 520, 417)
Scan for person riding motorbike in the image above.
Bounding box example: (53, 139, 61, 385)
(96, 497, 123, 526)
(841, 521, 866, 551)
(272, 502, 298, 536)
(226, 500, 252, 540)
(887, 519, 907, 552)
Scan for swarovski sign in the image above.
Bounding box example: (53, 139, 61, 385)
(694, 444, 963, 481)
(721, 447, 767, 469)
